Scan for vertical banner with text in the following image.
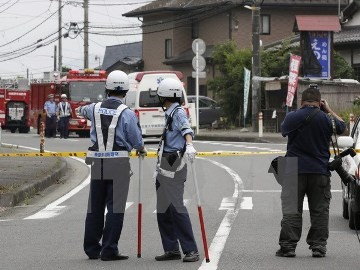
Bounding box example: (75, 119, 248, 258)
(286, 54, 302, 107)
(243, 67, 251, 126)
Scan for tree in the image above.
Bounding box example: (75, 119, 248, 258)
(208, 41, 252, 125)
(208, 40, 355, 125)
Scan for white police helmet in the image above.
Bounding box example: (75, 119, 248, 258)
(157, 78, 183, 98)
(61, 94, 67, 99)
(105, 70, 129, 92)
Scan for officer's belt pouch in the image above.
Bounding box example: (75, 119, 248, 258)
(161, 152, 182, 171)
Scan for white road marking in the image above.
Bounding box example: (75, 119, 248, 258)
(240, 197, 253, 210)
(3, 141, 93, 220)
(24, 157, 90, 220)
(198, 157, 243, 270)
(219, 197, 253, 210)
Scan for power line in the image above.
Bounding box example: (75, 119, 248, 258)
(0, 0, 13, 9)
(0, 0, 20, 14)
(0, 27, 64, 57)
(0, 3, 65, 48)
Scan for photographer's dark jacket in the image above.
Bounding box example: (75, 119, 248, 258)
(281, 106, 346, 176)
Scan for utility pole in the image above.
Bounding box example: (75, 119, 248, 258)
(84, 0, 89, 69)
(54, 45, 57, 72)
(248, 2, 261, 132)
(58, 0, 62, 73)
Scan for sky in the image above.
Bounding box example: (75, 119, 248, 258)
(0, 0, 150, 79)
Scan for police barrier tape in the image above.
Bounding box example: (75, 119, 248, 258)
(0, 149, 359, 158)
(0, 151, 287, 158)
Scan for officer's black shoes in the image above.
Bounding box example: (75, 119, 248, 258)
(275, 249, 296, 258)
(88, 255, 99, 260)
(155, 250, 181, 261)
(312, 249, 326, 258)
(183, 251, 200, 262)
(101, 253, 129, 261)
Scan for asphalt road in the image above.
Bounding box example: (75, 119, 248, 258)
(0, 130, 359, 270)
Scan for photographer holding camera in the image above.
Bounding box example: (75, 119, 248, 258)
(276, 85, 346, 258)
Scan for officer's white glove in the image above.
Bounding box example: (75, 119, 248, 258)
(136, 146, 147, 157)
(185, 143, 196, 163)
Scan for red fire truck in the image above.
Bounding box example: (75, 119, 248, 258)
(0, 83, 31, 133)
(30, 69, 107, 137)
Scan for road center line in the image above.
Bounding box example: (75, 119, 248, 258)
(198, 157, 243, 270)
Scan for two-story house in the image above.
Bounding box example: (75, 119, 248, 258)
(124, 0, 347, 98)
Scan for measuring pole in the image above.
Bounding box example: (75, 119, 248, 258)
(190, 160, 210, 263)
(137, 155, 144, 258)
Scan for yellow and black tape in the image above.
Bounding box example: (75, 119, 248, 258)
(1, 149, 359, 158)
(0, 151, 287, 158)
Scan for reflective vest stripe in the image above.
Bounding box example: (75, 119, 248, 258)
(94, 102, 105, 151)
(59, 102, 70, 117)
(106, 104, 127, 151)
(93, 102, 128, 152)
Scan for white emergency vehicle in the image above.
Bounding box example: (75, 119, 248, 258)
(125, 71, 192, 137)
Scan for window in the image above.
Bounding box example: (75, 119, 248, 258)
(192, 22, 199, 39)
(165, 39, 172, 59)
(261, 14, 270, 35)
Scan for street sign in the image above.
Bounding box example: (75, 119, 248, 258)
(192, 38, 206, 55)
(192, 71, 206, 78)
(192, 56, 206, 71)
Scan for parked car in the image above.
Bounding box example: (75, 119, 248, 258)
(187, 95, 222, 127)
(337, 120, 360, 230)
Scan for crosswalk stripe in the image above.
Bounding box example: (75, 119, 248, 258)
(240, 197, 253, 210)
(219, 197, 253, 210)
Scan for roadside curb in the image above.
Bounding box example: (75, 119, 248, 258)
(0, 144, 68, 207)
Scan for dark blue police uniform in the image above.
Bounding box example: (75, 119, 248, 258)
(156, 102, 198, 255)
(79, 96, 143, 259)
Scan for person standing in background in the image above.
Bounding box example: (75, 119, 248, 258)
(44, 94, 57, 138)
(57, 94, 72, 139)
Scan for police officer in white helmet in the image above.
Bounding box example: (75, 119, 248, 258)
(56, 94, 71, 139)
(154, 78, 199, 262)
(77, 70, 146, 261)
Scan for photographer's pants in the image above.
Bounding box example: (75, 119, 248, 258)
(156, 154, 198, 254)
(279, 174, 331, 254)
(84, 158, 131, 258)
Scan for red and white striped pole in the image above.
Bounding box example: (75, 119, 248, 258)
(190, 160, 210, 263)
(40, 122, 45, 153)
(137, 155, 144, 258)
(258, 112, 263, 137)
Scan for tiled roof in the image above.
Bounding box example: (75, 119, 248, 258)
(294, 15, 341, 32)
(124, 0, 347, 17)
(334, 27, 360, 44)
(102, 41, 142, 70)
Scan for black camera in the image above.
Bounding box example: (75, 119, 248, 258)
(328, 148, 357, 185)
